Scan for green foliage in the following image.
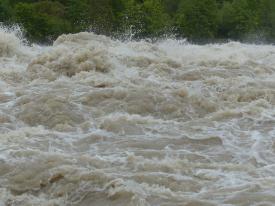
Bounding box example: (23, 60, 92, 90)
(1, 0, 275, 43)
(14, 1, 70, 42)
(218, 0, 258, 39)
(66, 0, 90, 32)
(0, 0, 13, 22)
(162, 0, 181, 16)
(176, 0, 219, 41)
(116, 0, 171, 38)
(142, 0, 171, 37)
(259, 0, 275, 40)
(115, 0, 145, 37)
(87, 0, 115, 35)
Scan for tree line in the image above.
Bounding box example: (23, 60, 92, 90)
(1, 0, 275, 43)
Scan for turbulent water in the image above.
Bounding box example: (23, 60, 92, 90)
(1, 28, 275, 206)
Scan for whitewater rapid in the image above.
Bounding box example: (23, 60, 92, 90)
(1, 28, 275, 206)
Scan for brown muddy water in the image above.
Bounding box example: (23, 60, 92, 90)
(1, 28, 275, 206)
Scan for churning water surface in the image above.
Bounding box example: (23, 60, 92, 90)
(1, 28, 275, 206)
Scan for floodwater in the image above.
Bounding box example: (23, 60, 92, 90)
(1, 28, 275, 206)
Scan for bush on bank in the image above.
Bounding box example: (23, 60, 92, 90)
(1, 0, 275, 43)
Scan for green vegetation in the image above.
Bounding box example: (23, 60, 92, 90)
(1, 0, 275, 43)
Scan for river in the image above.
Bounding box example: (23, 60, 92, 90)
(1, 28, 275, 206)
